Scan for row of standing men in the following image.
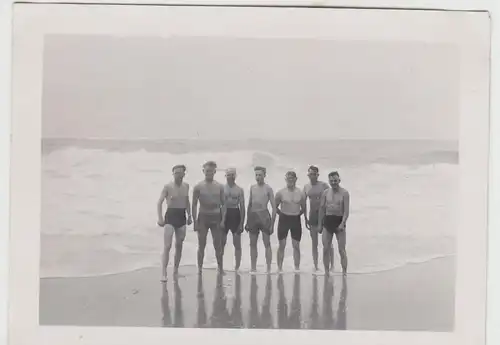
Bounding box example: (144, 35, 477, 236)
(157, 161, 350, 281)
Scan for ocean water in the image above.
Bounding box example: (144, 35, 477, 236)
(40, 139, 458, 278)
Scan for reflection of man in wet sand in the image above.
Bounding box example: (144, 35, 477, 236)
(222, 168, 245, 271)
(248, 275, 261, 328)
(288, 274, 302, 328)
(245, 166, 276, 272)
(192, 161, 225, 273)
(230, 274, 244, 328)
(303, 166, 333, 271)
(276, 274, 302, 329)
(276, 171, 307, 271)
(277, 275, 289, 329)
(335, 277, 348, 330)
(260, 275, 274, 328)
(308, 276, 321, 329)
(210, 273, 231, 328)
(195, 275, 207, 328)
(173, 277, 184, 328)
(322, 276, 335, 329)
(248, 275, 274, 329)
(319, 171, 350, 275)
(161, 284, 172, 327)
(157, 165, 192, 282)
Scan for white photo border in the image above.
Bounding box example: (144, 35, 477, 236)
(6, 2, 494, 345)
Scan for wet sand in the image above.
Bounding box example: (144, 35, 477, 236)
(39, 256, 455, 331)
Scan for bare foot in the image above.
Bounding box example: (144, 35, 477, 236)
(160, 275, 168, 282)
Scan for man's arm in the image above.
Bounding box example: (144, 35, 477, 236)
(157, 185, 168, 223)
(269, 188, 277, 230)
(246, 186, 253, 216)
(192, 184, 200, 226)
(185, 184, 192, 218)
(300, 191, 307, 221)
(318, 190, 327, 228)
(341, 191, 350, 225)
(239, 188, 246, 228)
(220, 185, 226, 224)
(272, 189, 280, 217)
(302, 186, 308, 222)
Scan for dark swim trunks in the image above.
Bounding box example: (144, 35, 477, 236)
(164, 208, 187, 228)
(324, 215, 344, 234)
(277, 214, 302, 241)
(224, 208, 242, 234)
(247, 210, 272, 234)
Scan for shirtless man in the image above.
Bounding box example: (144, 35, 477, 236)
(192, 161, 225, 274)
(222, 168, 245, 271)
(303, 166, 333, 271)
(245, 166, 276, 272)
(157, 164, 192, 282)
(275, 171, 307, 271)
(318, 171, 350, 275)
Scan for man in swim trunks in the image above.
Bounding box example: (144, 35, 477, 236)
(192, 161, 225, 274)
(245, 166, 276, 272)
(222, 168, 245, 271)
(303, 166, 333, 271)
(275, 171, 307, 271)
(157, 164, 193, 282)
(319, 171, 350, 275)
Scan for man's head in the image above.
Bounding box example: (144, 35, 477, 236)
(328, 171, 341, 188)
(203, 161, 217, 181)
(172, 164, 186, 183)
(307, 165, 319, 183)
(254, 166, 266, 184)
(225, 168, 237, 184)
(285, 171, 297, 188)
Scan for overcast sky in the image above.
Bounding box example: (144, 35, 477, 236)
(42, 35, 459, 140)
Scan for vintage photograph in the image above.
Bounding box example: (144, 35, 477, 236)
(38, 33, 459, 331)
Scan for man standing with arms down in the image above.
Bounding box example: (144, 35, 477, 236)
(319, 171, 350, 276)
(222, 168, 245, 271)
(192, 161, 226, 274)
(275, 171, 307, 272)
(245, 166, 276, 273)
(303, 166, 333, 272)
(157, 165, 193, 282)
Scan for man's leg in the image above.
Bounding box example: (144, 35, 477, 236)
(277, 238, 287, 271)
(249, 231, 259, 271)
(335, 231, 348, 275)
(162, 224, 175, 281)
(309, 226, 319, 271)
(210, 225, 224, 273)
(197, 224, 209, 273)
(322, 229, 334, 274)
(291, 239, 300, 270)
(233, 232, 242, 271)
(220, 228, 229, 258)
(262, 232, 272, 272)
(330, 245, 334, 272)
(173, 226, 186, 274)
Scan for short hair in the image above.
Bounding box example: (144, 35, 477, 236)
(203, 161, 217, 169)
(254, 166, 267, 174)
(172, 164, 187, 172)
(328, 171, 340, 178)
(308, 165, 319, 173)
(285, 171, 297, 179)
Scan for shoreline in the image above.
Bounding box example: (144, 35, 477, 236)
(40, 256, 455, 331)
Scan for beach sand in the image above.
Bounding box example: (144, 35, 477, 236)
(39, 256, 455, 331)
